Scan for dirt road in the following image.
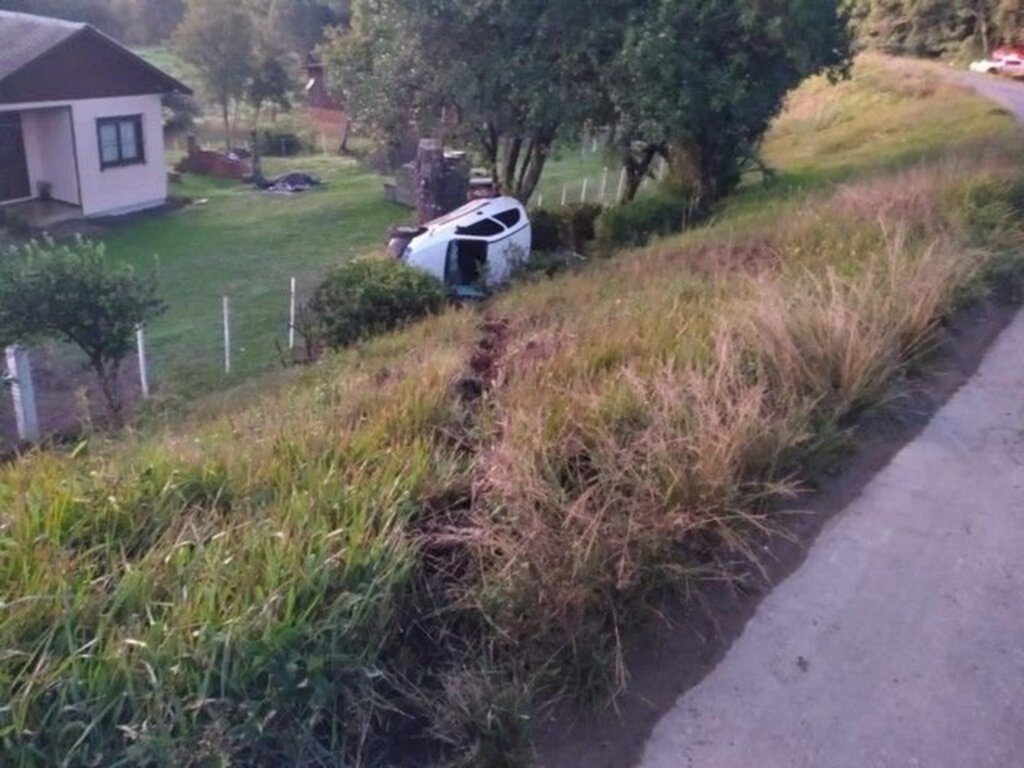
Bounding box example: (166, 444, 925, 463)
(635, 80, 1024, 768)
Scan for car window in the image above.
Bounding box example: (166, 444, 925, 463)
(494, 208, 522, 228)
(456, 218, 505, 237)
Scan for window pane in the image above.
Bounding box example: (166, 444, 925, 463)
(494, 209, 521, 228)
(119, 120, 138, 160)
(456, 219, 505, 237)
(99, 123, 120, 164)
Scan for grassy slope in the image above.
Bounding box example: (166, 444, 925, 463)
(3, 57, 1024, 767)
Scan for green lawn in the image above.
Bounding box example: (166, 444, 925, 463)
(104, 156, 413, 394)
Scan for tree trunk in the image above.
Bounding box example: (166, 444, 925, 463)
(621, 142, 660, 202)
(514, 140, 550, 203)
(338, 116, 352, 154)
(222, 101, 231, 150)
(92, 357, 123, 426)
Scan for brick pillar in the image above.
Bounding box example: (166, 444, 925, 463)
(416, 139, 445, 225)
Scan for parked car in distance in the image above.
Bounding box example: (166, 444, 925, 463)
(970, 58, 1003, 74)
(970, 47, 1024, 77)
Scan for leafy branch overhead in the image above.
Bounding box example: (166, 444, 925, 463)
(324, 0, 851, 207)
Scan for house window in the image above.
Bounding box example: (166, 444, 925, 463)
(97, 115, 145, 170)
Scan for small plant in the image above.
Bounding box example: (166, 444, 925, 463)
(0, 237, 165, 421)
(308, 257, 446, 349)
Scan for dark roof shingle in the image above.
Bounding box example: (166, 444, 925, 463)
(0, 11, 84, 82)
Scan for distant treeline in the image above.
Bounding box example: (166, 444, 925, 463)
(2, 0, 349, 52)
(847, 0, 1024, 57)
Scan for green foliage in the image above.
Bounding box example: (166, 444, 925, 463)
(245, 53, 294, 127)
(308, 258, 446, 349)
(0, 237, 165, 417)
(529, 208, 563, 252)
(611, 0, 851, 207)
(530, 204, 604, 252)
(174, 0, 257, 147)
(595, 187, 688, 246)
(254, 129, 305, 156)
(325, 0, 607, 201)
(846, 0, 1024, 55)
(162, 91, 200, 132)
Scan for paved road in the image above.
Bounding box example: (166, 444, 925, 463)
(637, 81, 1024, 768)
(963, 72, 1024, 121)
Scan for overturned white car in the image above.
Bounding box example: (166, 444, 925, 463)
(388, 197, 532, 296)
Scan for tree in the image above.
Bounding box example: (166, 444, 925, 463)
(0, 238, 165, 421)
(846, 0, 1024, 54)
(325, 0, 604, 202)
(609, 0, 851, 207)
(246, 52, 293, 128)
(174, 0, 256, 148)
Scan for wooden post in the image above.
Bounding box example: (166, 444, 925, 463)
(616, 168, 626, 203)
(223, 296, 231, 375)
(288, 277, 297, 351)
(600, 167, 609, 203)
(4, 345, 40, 443)
(537, 193, 544, 209)
(136, 325, 150, 398)
(561, 185, 568, 207)
(580, 178, 589, 203)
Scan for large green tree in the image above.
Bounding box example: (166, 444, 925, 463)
(174, 0, 256, 148)
(326, 0, 605, 201)
(610, 0, 851, 206)
(328, 0, 850, 207)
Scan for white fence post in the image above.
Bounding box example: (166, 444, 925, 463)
(288, 277, 297, 351)
(616, 168, 626, 203)
(4, 345, 40, 443)
(136, 325, 150, 398)
(580, 178, 589, 203)
(222, 296, 231, 375)
(537, 193, 544, 209)
(600, 167, 609, 203)
(561, 185, 567, 207)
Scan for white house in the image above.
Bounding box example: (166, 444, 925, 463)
(0, 11, 191, 219)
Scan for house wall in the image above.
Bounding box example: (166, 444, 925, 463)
(71, 94, 167, 217)
(20, 108, 80, 206)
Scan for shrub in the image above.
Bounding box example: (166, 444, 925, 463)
(529, 208, 562, 251)
(255, 130, 305, 157)
(529, 203, 604, 252)
(308, 258, 446, 349)
(558, 203, 604, 251)
(596, 187, 688, 246)
(0, 236, 165, 419)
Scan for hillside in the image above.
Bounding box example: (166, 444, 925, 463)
(2, 56, 1024, 767)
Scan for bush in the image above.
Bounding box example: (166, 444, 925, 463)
(529, 208, 562, 251)
(255, 130, 305, 157)
(308, 258, 446, 349)
(529, 203, 604, 252)
(596, 187, 688, 246)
